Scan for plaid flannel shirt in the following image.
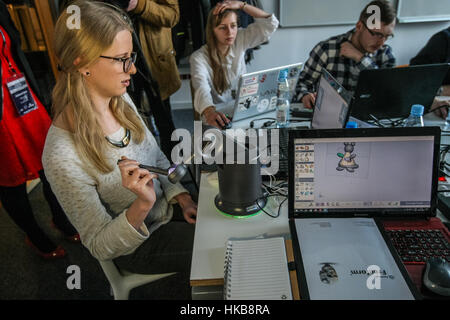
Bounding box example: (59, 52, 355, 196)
(294, 29, 396, 102)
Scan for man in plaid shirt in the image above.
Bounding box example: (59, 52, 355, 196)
(295, 0, 396, 108)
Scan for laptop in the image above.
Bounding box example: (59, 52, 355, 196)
(288, 127, 450, 299)
(350, 63, 450, 122)
(264, 70, 352, 181)
(310, 69, 352, 129)
(224, 62, 303, 123)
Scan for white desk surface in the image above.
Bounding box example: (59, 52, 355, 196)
(190, 172, 289, 285)
(190, 111, 450, 287)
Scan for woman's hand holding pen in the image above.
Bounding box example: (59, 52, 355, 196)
(118, 156, 157, 211)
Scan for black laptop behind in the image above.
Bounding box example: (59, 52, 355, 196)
(350, 63, 450, 121)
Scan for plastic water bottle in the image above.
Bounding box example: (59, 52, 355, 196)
(403, 104, 424, 127)
(345, 121, 358, 128)
(276, 70, 290, 128)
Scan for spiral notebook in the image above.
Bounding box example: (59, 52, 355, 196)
(223, 237, 293, 300)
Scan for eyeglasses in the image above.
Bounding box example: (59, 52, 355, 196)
(362, 21, 394, 41)
(99, 52, 137, 72)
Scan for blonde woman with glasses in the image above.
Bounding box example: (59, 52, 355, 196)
(43, 1, 197, 291)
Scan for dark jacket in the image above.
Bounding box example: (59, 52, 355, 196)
(410, 27, 450, 85)
(131, 0, 181, 100)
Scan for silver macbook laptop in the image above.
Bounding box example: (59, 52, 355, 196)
(229, 62, 303, 122)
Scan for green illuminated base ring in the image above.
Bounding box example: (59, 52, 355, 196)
(214, 194, 267, 218)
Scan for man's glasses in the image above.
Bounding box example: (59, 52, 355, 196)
(362, 21, 394, 41)
(99, 52, 137, 72)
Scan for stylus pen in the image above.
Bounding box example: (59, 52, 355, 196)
(137, 164, 168, 176)
(117, 159, 169, 176)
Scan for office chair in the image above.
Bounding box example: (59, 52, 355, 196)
(98, 259, 175, 300)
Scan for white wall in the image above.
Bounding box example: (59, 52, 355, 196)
(172, 0, 450, 107)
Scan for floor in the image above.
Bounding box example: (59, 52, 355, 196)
(0, 109, 197, 300)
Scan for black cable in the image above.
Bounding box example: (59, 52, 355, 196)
(255, 194, 287, 218)
(256, 197, 277, 218)
(262, 181, 288, 196)
(257, 180, 288, 218)
(368, 114, 385, 127)
(277, 197, 288, 218)
(424, 104, 449, 115)
(368, 114, 408, 128)
(249, 117, 277, 128)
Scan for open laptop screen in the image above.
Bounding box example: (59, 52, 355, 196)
(290, 128, 439, 217)
(231, 62, 303, 123)
(311, 70, 351, 129)
(350, 63, 450, 121)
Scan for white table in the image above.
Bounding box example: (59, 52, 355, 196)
(190, 172, 289, 299)
(189, 111, 450, 299)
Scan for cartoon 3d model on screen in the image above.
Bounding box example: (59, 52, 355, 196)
(336, 142, 359, 173)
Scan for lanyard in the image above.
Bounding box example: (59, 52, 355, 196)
(0, 27, 17, 74)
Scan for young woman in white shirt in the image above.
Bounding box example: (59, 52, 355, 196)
(190, 0, 279, 128)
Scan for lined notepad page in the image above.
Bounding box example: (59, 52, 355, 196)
(224, 237, 293, 300)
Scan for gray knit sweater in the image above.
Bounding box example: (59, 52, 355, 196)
(42, 94, 187, 260)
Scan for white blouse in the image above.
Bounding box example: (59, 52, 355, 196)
(189, 14, 279, 116)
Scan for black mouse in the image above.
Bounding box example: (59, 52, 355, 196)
(222, 121, 232, 129)
(423, 257, 450, 296)
(221, 116, 232, 129)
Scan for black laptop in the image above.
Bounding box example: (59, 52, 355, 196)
(350, 63, 450, 121)
(288, 126, 450, 299)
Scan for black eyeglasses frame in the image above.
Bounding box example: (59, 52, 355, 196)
(99, 52, 137, 73)
(361, 21, 394, 41)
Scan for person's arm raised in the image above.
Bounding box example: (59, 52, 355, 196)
(213, 1, 270, 18)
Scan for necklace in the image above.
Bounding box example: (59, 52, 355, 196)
(105, 128, 131, 148)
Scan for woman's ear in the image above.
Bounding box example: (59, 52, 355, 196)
(74, 57, 90, 76)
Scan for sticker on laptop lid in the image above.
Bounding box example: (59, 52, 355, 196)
(243, 76, 258, 86)
(240, 83, 258, 97)
(269, 96, 277, 109)
(288, 67, 300, 78)
(257, 98, 269, 112)
(238, 95, 259, 111)
(260, 74, 267, 83)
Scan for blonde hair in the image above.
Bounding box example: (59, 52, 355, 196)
(205, 9, 238, 95)
(52, 0, 145, 173)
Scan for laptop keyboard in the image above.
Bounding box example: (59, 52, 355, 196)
(385, 229, 450, 264)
